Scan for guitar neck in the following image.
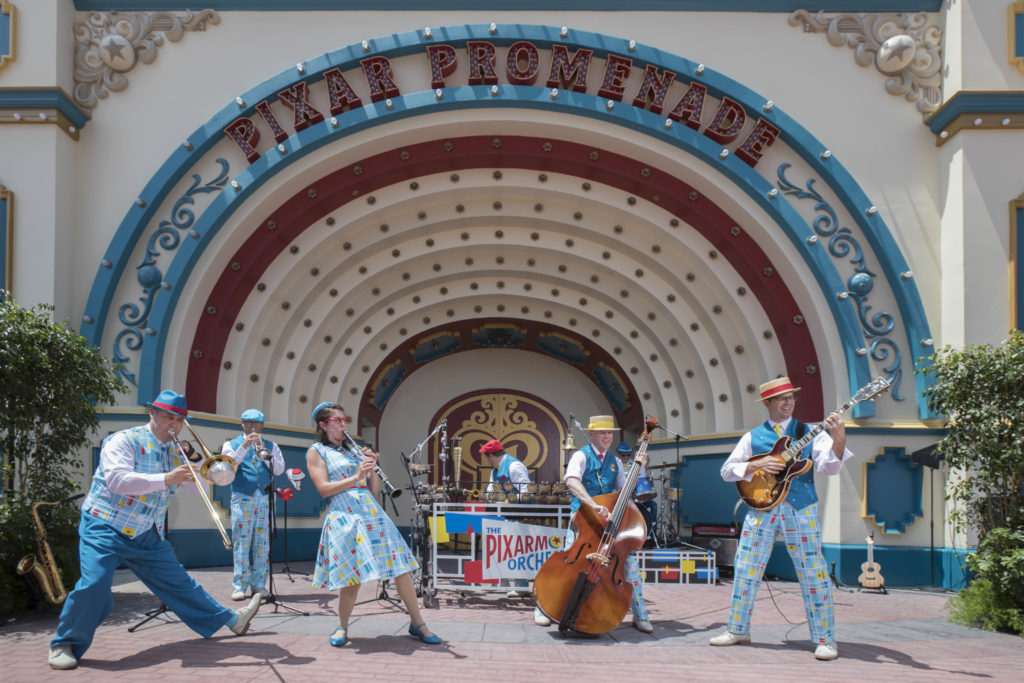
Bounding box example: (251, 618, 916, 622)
(784, 394, 858, 459)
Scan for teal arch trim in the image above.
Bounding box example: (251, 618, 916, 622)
(72, 2, 944, 11)
(79, 24, 934, 415)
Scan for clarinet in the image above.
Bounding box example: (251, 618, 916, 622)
(342, 431, 403, 499)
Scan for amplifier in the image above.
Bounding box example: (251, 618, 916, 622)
(690, 523, 740, 567)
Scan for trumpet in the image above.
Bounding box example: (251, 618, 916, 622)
(253, 433, 273, 463)
(342, 431, 402, 499)
(168, 420, 238, 549)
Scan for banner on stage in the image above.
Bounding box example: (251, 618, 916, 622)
(482, 519, 568, 579)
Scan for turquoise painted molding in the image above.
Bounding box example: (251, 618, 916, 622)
(0, 88, 90, 128)
(1014, 195, 1024, 331)
(1, 182, 10, 293)
(863, 446, 923, 533)
(926, 91, 1024, 133)
(0, 2, 13, 71)
(77, 24, 936, 417)
(72, 1, 944, 12)
(1013, 3, 1024, 73)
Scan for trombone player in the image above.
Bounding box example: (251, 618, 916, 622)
(48, 390, 261, 671)
(221, 409, 284, 601)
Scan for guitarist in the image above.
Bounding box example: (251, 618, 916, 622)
(708, 377, 853, 661)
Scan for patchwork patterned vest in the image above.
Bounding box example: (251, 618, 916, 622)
(83, 425, 181, 538)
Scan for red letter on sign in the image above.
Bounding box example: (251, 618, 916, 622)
(667, 82, 707, 130)
(506, 41, 540, 85)
(467, 41, 498, 85)
(323, 68, 364, 115)
(546, 44, 593, 92)
(278, 82, 325, 133)
(703, 96, 747, 144)
(223, 117, 261, 163)
(254, 101, 288, 144)
(735, 117, 781, 167)
(426, 45, 457, 89)
(632, 64, 676, 115)
(360, 56, 400, 103)
(598, 54, 633, 101)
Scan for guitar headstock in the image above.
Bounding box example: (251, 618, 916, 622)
(853, 376, 891, 404)
(866, 530, 875, 545)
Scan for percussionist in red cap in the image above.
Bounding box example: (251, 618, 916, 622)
(481, 439, 531, 494)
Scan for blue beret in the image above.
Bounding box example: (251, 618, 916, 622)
(240, 409, 265, 422)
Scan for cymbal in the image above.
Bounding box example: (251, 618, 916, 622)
(409, 464, 431, 472)
(647, 462, 677, 470)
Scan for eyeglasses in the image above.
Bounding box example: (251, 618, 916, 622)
(321, 416, 351, 425)
(772, 395, 797, 403)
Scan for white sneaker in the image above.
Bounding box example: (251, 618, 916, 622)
(814, 643, 839, 660)
(533, 609, 551, 626)
(632, 617, 653, 633)
(230, 590, 245, 601)
(230, 594, 261, 635)
(709, 630, 750, 646)
(48, 645, 78, 670)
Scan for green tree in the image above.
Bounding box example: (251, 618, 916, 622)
(923, 330, 1024, 635)
(0, 291, 126, 615)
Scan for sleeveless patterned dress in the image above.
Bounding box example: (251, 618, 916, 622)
(311, 441, 418, 590)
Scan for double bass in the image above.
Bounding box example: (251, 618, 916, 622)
(533, 416, 657, 636)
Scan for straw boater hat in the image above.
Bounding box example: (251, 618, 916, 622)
(587, 415, 617, 430)
(757, 376, 801, 402)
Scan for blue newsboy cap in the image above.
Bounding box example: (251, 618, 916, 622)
(148, 390, 188, 417)
(240, 409, 265, 422)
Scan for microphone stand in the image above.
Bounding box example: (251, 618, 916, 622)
(262, 456, 307, 616)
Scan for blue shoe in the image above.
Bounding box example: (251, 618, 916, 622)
(408, 622, 442, 644)
(329, 627, 347, 647)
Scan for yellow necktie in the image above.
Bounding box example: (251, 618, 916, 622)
(774, 423, 783, 436)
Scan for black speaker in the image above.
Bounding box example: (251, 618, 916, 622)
(691, 523, 740, 567)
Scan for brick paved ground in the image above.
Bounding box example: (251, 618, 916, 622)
(2, 562, 1021, 682)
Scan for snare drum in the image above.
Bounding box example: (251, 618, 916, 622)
(633, 475, 656, 502)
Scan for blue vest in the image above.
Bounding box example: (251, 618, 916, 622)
(493, 453, 516, 491)
(750, 419, 817, 510)
(229, 433, 275, 496)
(83, 425, 181, 538)
(570, 444, 621, 512)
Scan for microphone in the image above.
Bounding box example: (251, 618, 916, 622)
(286, 468, 305, 491)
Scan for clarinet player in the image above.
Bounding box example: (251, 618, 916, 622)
(306, 402, 441, 647)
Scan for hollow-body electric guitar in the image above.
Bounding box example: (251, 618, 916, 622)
(736, 376, 890, 511)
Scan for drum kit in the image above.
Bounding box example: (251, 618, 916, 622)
(636, 462, 683, 548)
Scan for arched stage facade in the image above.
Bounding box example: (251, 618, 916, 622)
(6, 2, 1022, 590)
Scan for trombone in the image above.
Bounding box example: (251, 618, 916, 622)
(167, 420, 238, 550)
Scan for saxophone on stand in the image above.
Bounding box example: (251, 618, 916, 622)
(16, 493, 85, 606)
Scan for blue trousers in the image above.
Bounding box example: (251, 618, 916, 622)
(52, 514, 234, 658)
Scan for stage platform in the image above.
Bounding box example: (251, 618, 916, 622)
(2, 561, 1019, 682)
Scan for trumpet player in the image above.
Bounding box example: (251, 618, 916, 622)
(48, 390, 261, 671)
(221, 409, 284, 601)
(307, 402, 441, 647)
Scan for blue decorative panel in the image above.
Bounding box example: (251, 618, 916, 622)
(672, 451, 740, 526)
(1014, 3, 1024, 73)
(536, 332, 588, 365)
(0, 2, 13, 70)
(592, 362, 629, 413)
(410, 331, 461, 363)
(211, 444, 328, 519)
(864, 446, 923, 533)
(369, 360, 406, 410)
(472, 324, 526, 347)
(0, 183, 10, 292)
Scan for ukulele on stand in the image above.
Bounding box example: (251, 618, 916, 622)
(858, 531, 887, 593)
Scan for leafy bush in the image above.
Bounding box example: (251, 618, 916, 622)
(947, 527, 1024, 635)
(0, 292, 125, 616)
